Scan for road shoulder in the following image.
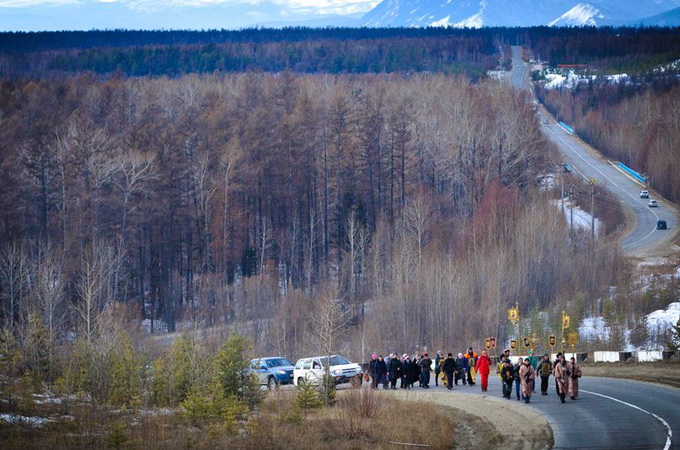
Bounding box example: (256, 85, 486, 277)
(389, 389, 553, 450)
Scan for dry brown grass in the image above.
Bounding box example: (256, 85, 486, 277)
(0, 387, 473, 449)
(583, 359, 680, 388)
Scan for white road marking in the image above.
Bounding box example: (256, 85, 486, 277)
(542, 123, 660, 249)
(581, 389, 672, 450)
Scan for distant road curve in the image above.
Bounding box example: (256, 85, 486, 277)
(508, 46, 678, 258)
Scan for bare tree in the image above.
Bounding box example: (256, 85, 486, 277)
(74, 241, 124, 343)
(28, 243, 67, 371)
(113, 151, 156, 239)
(311, 286, 351, 405)
(0, 243, 27, 331)
(256, 217, 274, 277)
(403, 192, 436, 265)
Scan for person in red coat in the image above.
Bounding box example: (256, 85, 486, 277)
(476, 350, 493, 392)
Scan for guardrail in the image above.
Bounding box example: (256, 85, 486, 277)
(616, 162, 646, 184)
(559, 121, 575, 134)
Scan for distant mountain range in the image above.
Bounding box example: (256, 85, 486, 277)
(362, 0, 680, 28)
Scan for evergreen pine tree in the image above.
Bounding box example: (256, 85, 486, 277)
(294, 380, 321, 416)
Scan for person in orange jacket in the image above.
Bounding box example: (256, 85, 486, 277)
(475, 350, 493, 392)
(463, 347, 478, 386)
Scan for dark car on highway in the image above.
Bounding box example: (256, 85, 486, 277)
(657, 220, 667, 230)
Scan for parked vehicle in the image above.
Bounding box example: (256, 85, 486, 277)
(250, 357, 295, 389)
(640, 190, 649, 199)
(648, 199, 658, 207)
(657, 220, 667, 230)
(293, 355, 363, 387)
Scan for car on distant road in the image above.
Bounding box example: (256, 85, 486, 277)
(657, 220, 667, 230)
(293, 354, 363, 387)
(250, 357, 295, 389)
(648, 199, 658, 207)
(640, 190, 649, 198)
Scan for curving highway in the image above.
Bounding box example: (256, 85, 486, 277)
(426, 374, 679, 449)
(508, 46, 678, 257)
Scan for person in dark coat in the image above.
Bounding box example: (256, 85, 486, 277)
(442, 353, 457, 390)
(401, 354, 415, 389)
(388, 353, 402, 389)
(455, 353, 467, 385)
(419, 352, 433, 388)
(537, 353, 553, 395)
(374, 355, 388, 389)
(500, 360, 514, 399)
(368, 353, 378, 389)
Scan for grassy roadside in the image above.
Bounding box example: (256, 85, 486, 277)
(0, 387, 512, 449)
(583, 360, 680, 389)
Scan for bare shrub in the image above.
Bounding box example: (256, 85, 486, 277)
(337, 388, 382, 439)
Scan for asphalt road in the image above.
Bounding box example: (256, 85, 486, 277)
(422, 374, 679, 449)
(508, 46, 678, 257)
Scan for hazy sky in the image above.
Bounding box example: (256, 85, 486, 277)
(0, 0, 386, 30)
(0, 0, 380, 15)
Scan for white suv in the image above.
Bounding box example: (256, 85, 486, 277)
(293, 355, 362, 387)
(640, 190, 649, 199)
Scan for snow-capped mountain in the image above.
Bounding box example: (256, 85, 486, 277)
(362, 0, 680, 28)
(549, 3, 604, 26)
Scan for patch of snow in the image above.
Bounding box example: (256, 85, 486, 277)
(579, 316, 611, 341)
(549, 3, 605, 27)
(646, 302, 680, 342)
(542, 70, 629, 90)
(653, 59, 680, 73)
(0, 414, 50, 427)
(553, 198, 601, 236)
(544, 73, 567, 89)
(486, 70, 506, 80)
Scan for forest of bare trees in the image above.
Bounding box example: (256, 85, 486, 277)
(537, 81, 680, 204)
(0, 70, 631, 366)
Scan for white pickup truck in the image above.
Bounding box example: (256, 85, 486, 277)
(293, 354, 363, 387)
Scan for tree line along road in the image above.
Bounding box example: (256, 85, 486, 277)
(508, 46, 678, 258)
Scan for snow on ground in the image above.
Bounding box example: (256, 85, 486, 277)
(579, 301, 680, 350)
(553, 198, 601, 236)
(0, 414, 50, 427)
(487, 70, 506, 80)
(653, 59, 680, 73)
(542, 71, 630, 90)
(579, 316, 610, 341)
(646, 302, 680, 341)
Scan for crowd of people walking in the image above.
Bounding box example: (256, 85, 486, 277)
(365, 348, 582, 405)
